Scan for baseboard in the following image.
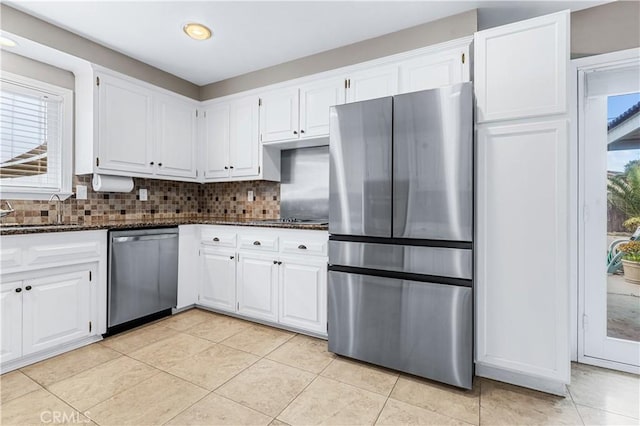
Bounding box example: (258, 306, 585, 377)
(1, 335, 103, 373)
(476, 363, 568, 396)
(578, 356, 640, 375)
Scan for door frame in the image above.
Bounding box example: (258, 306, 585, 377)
(572, 47, 640, 374)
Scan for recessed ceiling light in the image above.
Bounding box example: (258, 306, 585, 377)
(183, 23, 212, 41)
(0, 36, 17, 48)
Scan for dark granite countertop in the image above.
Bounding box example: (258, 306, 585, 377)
(0, 217, 329, 235)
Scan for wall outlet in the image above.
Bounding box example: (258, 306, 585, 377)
(139, 188, 148, 201)
(247, 190, 254, 202)
(76, 185, 87, 200)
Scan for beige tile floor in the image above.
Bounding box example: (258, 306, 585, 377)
(1, 308, 638, 425)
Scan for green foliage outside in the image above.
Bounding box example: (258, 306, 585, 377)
(618, 241, 640, 262)
(608, 163, 640, 219)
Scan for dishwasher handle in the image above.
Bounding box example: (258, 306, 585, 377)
(112, 234, 178, 243)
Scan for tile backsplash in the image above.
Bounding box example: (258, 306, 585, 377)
(1, 175, 280, 225)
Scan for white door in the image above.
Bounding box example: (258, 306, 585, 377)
(203, 104, 231, 180)
(237, 252, 278, 322)
(230, 96, 260, 178)
(200, 247, 237, 312)
(259, 88, 299, 143)
(346, 65, 399, 103)
(580, 58, 640, 371)
(299, 78, 345, 139)
(155, 95, 197, 179)
(278, 256, 327, 334)
(1, 281, 23, 364)
(22, 269, 91, 356)
(97, 73, 154, 174)
(398, 48, 468, 94)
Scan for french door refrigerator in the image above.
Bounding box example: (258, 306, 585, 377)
(328, 82, 473, 389)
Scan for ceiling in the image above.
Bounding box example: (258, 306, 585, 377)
(6, 1, 607, 86)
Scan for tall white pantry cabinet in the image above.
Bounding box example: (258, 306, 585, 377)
(474, 11, 571, 395)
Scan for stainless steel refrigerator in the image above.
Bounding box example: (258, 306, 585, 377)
(328, 82, 473, 389)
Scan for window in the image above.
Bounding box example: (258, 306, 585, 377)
(0, 72, 73, 200)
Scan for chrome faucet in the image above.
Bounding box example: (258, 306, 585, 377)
(48, 194, 63, 224)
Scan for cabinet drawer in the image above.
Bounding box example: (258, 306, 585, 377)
(238, 235, 278, 252)
(281, 238, 327, 256)
(201, 229, 236, 247)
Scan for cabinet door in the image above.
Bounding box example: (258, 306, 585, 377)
(230, 97, 260, 178)
(259, 87, 299, 143)
(476, 119, 569, 385)
(155, 95, 197, 179)
(346, 65, 399, 103)
(1, 282, 23, 364)
(200, 247, 236, 312)
(474, 11, 568, 123)
(97, 73, 154, 174)
(22, 269, 91, 356)
(398, 48, 467, 94)
(203, 104, 231, 179)
(279, 256, 327, 334)
(299, 78, 346, 139)
(237, 253, 278, 322)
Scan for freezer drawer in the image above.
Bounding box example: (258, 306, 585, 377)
(328, 270, 473, 389)
(329, 97, 393, 237)
(393, 83, 473, 241)
(329, 240, 472, 280)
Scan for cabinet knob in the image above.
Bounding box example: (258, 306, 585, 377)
(253, 240, 261, 246)
(229, 166, 234, 169)
(150, 161, 154, 165)
(230, 256, 235, 260)
(15, 288, 22, 293)
(298, 244, 307, 250)
(273, 260, 278, 264)
(213, 237, 220, 242)
(293, 130, 298, 135)
(158, 163, 163, 167)
(300, 129, 305, 134)
(25, 285, 32, 291)
(278, 261, 282, 265)
(224, 166, 229, 170)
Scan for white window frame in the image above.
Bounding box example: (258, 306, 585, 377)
(0, 71, 73, 200)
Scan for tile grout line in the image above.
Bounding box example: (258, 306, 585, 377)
(271, 370, 322, 423)
(372, 374, 400, 425)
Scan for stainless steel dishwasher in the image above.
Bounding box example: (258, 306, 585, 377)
(108, 227, 178, 332)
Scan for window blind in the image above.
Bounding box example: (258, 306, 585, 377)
(0, 81, 63, 190)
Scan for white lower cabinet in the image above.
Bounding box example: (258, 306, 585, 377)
(279, 256, 327, 334)
(0, 230, 107, 372)
(199, 247, 236, 312)
(197, 226, 328, 336)
(237, 253, 279, 322)
(22, 269, 92, 356)
(1, 282, 23, 364)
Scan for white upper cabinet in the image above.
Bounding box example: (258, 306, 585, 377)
(346, 65, 399, 102)
(155, 94, 198, 179)
(203, 104, 231, 179)
(97, 72, 154, 174)
(398, 47, 468, 94)
(259, 87, 300, 143)
(94, 69, 199, 181)
(299, 78, 346, 139)
(230, 97, 260, 177)
(259, 77, 346, 144)
(1, 281, 23, 364)
(474, 11, 569, 123)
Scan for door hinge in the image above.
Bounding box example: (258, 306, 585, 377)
(196, 170, 198, 177)
(198, 295, 200, 301)
(348, 79, 351, 89)
(258, 166, 261, 174)
(344, 79, 348, 89)
(582, 314, 588, 330)
(260, 134, 263, 142)
(89, 271, 92, 282)
(258, 98, 262, 107)
(96, 157, 100, 167)
(204, 111, 207, 118)
(461, 53, 465, 64)
(96, 76, 100, 86)
(237, 302, 239, 310)
(89, 321, 92, 332)
(327, 322, 329, 332)
(196, 110, 199, 117)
